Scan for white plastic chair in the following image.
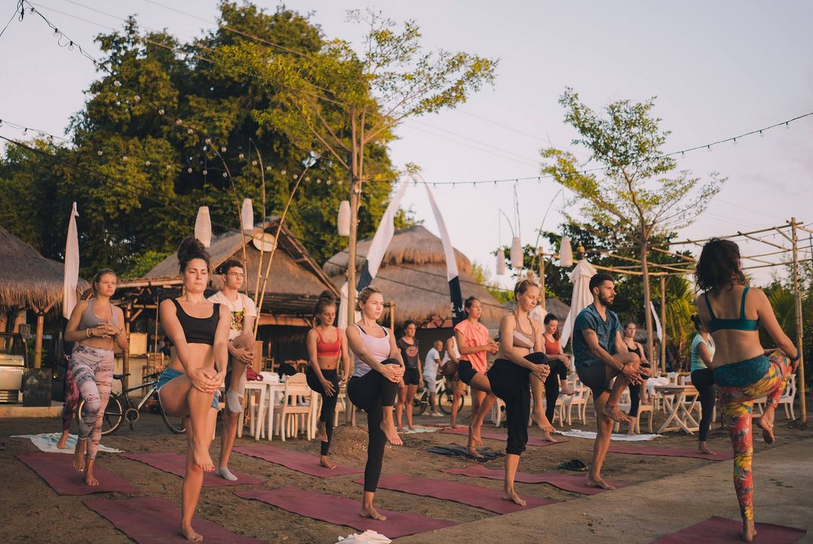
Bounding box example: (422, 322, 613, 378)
(615, 388, 654, 434)
(278, 373, 314, 441)
(557, 377, 591, 426)
(778, 374, 797, 420)
(241, 381, 268, 441)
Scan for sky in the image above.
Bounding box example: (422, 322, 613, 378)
(2, 0, 812, 288)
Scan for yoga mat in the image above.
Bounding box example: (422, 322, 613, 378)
(12, 433, 124, 453)
(443, 465, 625, 495)
(122, 452, 263, 487)
(558, 429, 661, 442)
(84, 496, 267, 544)
(441, 426, 566, 447)
(15, 452, 136, 496)
(609, 444, 733, 461)
(355, 473, 554, 514)
(236, 488, 457, 539)
(233, 445, 362, 477)
(425, 444, 504, 462)
(650, 516, 806, 543)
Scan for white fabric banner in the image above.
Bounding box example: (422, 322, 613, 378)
(559, 259, 597, 349)
(62, 202, 80, 319)
(650, 301, 663, 342)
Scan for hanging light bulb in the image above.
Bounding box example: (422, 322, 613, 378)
(194, 206, 212, 248)
(559, 236, 574, 267)
(510, 236, 523, 268)
(241, 198, 254, 232)
(337, 200, 351, 237)
(495, 251, 506, 276)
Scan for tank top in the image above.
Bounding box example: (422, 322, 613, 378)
(315, 327, 342, 358)
(352, 324, 391, 378)
(172, 299, 220, 345)
(510, 313, 535, 350)
(625, 341, 642, 358)
(704, 287, 759, 332)
(543, 334, 561, 356)
(78, 299, 120, 331)
(397, 337, 420, 369)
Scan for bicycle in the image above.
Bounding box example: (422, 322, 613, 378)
(413, 377, 463, 416)
(77, 372, 186, 435)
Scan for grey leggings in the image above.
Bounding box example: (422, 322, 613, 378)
(71, 344, 114, 460)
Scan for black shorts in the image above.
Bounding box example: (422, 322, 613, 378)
(576, 363, 611, 397)
(402, 366, 420, 386)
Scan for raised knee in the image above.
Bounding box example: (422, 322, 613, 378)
(84, 399, 101, 417)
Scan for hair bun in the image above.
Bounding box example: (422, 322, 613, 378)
(317, 290, 336, 303)
(177, 237, 211, 273)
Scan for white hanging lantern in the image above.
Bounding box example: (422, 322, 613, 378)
(241, 199, 254, 232)
(510, 236, 523, 268)
(194, 206, 212, 248)
(559, 235, 573, 267)
(495, 251, 506, 276)
(337, 200, 351, 237)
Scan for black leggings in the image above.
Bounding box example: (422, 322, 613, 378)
(628, 383, 641, 417)
(306, 367, 339, 456)
(544, 360, 568, 422)
(487, 358, 531, 456)
(691, 368, 716, 442)
(347, 359, 400, 493)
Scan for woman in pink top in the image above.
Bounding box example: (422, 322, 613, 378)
(454, 296, 499, 457)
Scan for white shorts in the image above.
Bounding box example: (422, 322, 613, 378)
(423, 373, 437, 392)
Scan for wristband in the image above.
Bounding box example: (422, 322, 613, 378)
(790, 350, 802, 363)
(86, 328, 92, 338)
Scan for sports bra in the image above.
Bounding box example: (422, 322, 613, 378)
(172, 299, 220, 345)
(625, 341, 642, 357)
(79, 299, 120, 331)
(511, 313, 535, 350)
(315, 327, 342, 358)
(704, 287, 759, 333)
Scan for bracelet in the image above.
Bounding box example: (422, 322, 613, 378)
(86, 328, 92, 338)
(790, 350, 802, 363)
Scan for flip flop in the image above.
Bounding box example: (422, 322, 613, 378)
(558, 458, 587, 472)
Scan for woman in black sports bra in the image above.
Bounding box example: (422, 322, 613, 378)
(157, 238, 230, 544)
(621, 322, 650, 435)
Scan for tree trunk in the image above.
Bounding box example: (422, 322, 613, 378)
(640, 237, 655, 369)
(346, 115, 360, 327)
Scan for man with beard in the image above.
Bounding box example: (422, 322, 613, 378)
(573, 273, 648, 490)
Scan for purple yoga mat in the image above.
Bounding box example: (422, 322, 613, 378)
(441, 426, 566, 447)
(84, 496, 267, 544)
(444, 464, 624, 495)
(233, 445, 362, 477)
(236, 487, 457, 539)
(355, 473, 554, 514)
(122, 452, 263, 487)
(15, 452, 137, 496)
(609, 444, 733, 461)
(650, 516, 806, 543)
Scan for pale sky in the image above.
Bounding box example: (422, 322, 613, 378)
(2, 0, 812, 287)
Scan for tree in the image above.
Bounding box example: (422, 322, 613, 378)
(470, 261, 512, 304)
(541, 89, 725, 358)
(215, 9, 497, 322)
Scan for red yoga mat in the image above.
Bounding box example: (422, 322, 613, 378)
(84, 496, 267, 544)
(122, 452, 263, 487)
(443, 464, 624, 495)
(15, 452, 137, 496)
(236, 487, 457, 539)
(650, 516, 806, 543)
(441, 426, 566, 447)
(609, 444, 733, 461)
(233, 445, 362, 477)
(355, 473, 554, 514)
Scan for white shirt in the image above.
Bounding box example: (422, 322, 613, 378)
(442, 337, 460, 363)
(207, 291, 257, 340)
(424, 347, 441, 377)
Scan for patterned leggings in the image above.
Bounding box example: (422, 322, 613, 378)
(61, 363, 79, 432)
(716, 353, 790, 521)
(71, 344, 114, 461)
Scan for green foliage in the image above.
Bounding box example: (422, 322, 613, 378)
(760, 282, 813, 367)
(122, 250, 172, 279)
(470, 261, 512, 304)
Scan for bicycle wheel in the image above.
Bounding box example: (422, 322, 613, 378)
(77, 393, 124, 436)
(160, 401, 187, 434)
(412, 389, 428, 416)
(437, 385, 452, 415)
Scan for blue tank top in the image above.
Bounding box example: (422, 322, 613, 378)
(704, 287, 759, 333)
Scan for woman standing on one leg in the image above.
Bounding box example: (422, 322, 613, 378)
(346, 286, 405, 521)
(63, 270, 128, 485)
(542, 314, 575, 426)
(621, 322, 651, 435)
(690, 314, 717, 455)
(695, 239, 800, 542)
(395, 320, 421, 432)
(459, 280, 552, 505)
(454, 297, 499, 456)
(157, 238, 230, 543)
(306, 291, 351, 470)
(442, 336, 464, 428)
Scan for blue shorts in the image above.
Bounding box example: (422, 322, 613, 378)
(157, 367, 219, 409)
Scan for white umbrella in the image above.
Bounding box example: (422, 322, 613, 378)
(558, 259, 597, 349)
(62, 202, 79, 319)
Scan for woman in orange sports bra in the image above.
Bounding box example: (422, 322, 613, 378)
(306, 291, 351, 469)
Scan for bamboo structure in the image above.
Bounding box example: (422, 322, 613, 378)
(790, 219, 807, 424)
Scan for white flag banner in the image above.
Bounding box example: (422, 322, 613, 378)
(650, 301, 663, 342)
(62, 202, 80, 319)
(422, 182, 464, 324)
(356, 182, 409, 290)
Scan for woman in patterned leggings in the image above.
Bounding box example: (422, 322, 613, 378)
(695, 239, 800, 542)
(63, 270, 128, 485)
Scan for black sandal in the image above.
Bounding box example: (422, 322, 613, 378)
(558, 458, 587, 471)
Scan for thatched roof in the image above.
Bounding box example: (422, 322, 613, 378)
(0, 225, 88, 312)
(503, 298, 572, 320)
(324, 225, 504, 328)
(121, 218, 338, 316)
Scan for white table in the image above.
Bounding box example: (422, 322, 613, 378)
(654, 384, 700, 434)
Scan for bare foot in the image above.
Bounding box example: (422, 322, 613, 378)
(57, 430, 69, 450)
(532, 410, 556, 435)
(319, 456, 336, 470)
(467, 446, 483, 459)
(192, 441, 215, 472)
(407, 425, 416, 431)
(561, 386, 576, 395)
(469, 422, 483, 447)
(602, 404, 633, 424)
(449, 422, 460, 429)
(641, 395, 651, 406)
(380, 421, 402, 446)
(317, 421, 328, 443)
(541, 431, 559, 443)
(396, 425, 405, 433)
(179, 524, 204, 543)
(698, 442, 716, 455)
(740, 519, 757, 542)
(586, 476, 616, 490)
(502, 488, 526, 506)
(72, 439, 86, 472)
(360, 505, 387, 521)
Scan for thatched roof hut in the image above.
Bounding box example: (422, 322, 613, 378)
(0, 225, 87, 313)
(324, 225, 504, 329)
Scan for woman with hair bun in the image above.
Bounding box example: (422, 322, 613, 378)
(695, 238, 800, 542)
(157, 237, 230, 543)
(306, 290, 351, 469)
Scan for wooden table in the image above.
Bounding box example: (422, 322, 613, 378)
(654, 384, 700, 434)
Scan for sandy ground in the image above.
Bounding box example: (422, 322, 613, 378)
(1, 400, 811, 544)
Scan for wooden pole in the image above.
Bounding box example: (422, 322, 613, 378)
(33, 311, 44, 369)
(153, 295, 160, 353)
(122, 305, 132, 391)
(791, 218, 806, 424)
(389, 302, 395, 331)
(347, 176, 360, 328)
(660, 275, 667, 375)
(538, 248, 546, 311)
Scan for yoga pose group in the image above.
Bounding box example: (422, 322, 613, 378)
(61, 236, 800, 542)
